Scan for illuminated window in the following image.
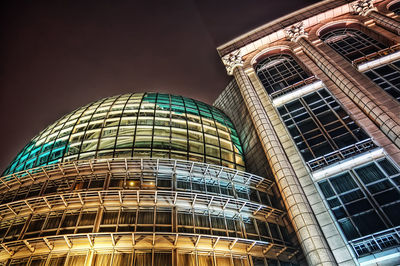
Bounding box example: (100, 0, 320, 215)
(3, 93, 246, 175)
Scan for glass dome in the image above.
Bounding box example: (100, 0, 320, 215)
(3, 93, 245, 176)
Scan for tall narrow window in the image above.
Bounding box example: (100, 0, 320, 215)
(318, 159, 400, 242)
(364, 60, 400, 102)
(278, 88, 369, 162)
(256, 54, 310, 95)
(321, 28, 387, 62)
(322, 27, 400, 102)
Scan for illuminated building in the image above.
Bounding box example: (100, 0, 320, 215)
(215, 0, 400, 265)
(2, 0, 400, 265)
(0, 93, 300, 265)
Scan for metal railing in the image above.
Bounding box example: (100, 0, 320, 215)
(352, 44, 400, 67)
(306, 139, 378, 171)
(0, 158, 274, 193)
(269, 76, 319, 99)
(0, 190, 284, 221)
(349, 226, 400, 257)
(0, 231, 299, 260)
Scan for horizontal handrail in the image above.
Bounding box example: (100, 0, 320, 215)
(0, 190, 284, 222)
(0, 231, 298, 260)
(349, 225, 400, 257)
(0, 158, 274, 193)
(352, 44, 400, 67)
(306, 139, 377, 171)
(269, 76, 319, 99)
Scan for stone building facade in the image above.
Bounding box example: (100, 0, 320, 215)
(214, 0, 400, 265)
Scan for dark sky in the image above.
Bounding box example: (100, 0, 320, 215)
(0, 0, 321, 172)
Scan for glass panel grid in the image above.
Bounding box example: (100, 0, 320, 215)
(5, 249, 299, 266)
(364, 60, 400, 102)
(0, 206, 291, 246)
(318, 159, 400, 241)
(321, 28, 387, 62)
(255, 54, 310, 95)
(3, 93, 245, 175)
(277, 88, 369, 162)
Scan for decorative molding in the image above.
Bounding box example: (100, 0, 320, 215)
(353, 0, 377, 16)
(387, 0, 400, 12)
(250, 45, 291, 66)
(315, 19, 361, 37)
(285, 23, 308, 42)
(222, 50, 244, 75)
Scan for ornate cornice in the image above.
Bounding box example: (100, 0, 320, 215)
(222, 50, 244, 75)
(285, 23, 308, 43)
(353, 0, 377, 16)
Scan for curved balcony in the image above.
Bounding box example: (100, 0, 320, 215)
(0, 158, 300, 265)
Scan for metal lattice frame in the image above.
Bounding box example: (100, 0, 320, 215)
(349, 226, 400, 257)
(0, 232, 299, 261)
(0, 158, 273, 193)
(255, 54, 310, 95)
(0, 190, 284, 222)
(0, 158, 300, 263)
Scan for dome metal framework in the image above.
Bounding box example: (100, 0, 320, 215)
(3, 93, 245, 176)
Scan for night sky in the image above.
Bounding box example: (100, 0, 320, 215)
(0, 0, 321, 172)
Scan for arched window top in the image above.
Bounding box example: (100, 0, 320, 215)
(321, 28, 387, 61)
(388, 1, 400, 15)
(255, 54, 310, 95)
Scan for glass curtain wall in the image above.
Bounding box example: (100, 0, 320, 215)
(6, 250, 301, 266)
(0, 167, 277, 207)
(364, 60, 400, 102)
(0, 206, 292, 245)
(3, 93, 245, 176)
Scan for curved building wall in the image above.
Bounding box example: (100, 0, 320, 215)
(0, 93, 300, 265)
(3, 93, 245, 176)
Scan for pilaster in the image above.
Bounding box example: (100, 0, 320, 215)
(246, 68, 357, 265)
(222, 52, 338, 265)
(353, 0, 400, 34)
(285, 23, 400, 150)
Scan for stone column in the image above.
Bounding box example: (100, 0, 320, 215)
(286, 23, 400, 150)
(222, 52, 337, 266)
(353, 0, 400, 35)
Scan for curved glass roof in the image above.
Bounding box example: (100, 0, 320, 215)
(3, 93, 245, 176)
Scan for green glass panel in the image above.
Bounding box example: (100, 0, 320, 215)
(3, 93, 246, 176)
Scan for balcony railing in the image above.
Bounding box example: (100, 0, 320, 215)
(269, 76, 319, 99)
(0, 189, 285, 221)
(352, 44, 400, 67)
(0, 231, 299, 261)
(0, 158, 274, 193)
(306, 139, 378, 171)
(349, 226, 400, 258)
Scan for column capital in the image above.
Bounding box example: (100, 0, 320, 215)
(222, 50, 244, 75)
(285, 23, 308, 43)
(353, 0, 377, 16)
